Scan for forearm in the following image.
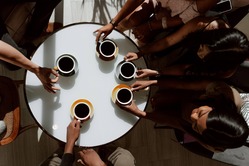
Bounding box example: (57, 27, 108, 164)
(157, 77, 212, 91)
(64, 140, 75, 154)
(0, 41, 39, 73)
(140, 37, 169, 54)
(112, 0, 144, 25)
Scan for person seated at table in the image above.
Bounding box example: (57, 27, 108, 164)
(0, 21, 59, 93)
(125, 18, 249, 78)
(120, 79, 249, 152)
(42, 119, 136, 166)
(94, 0, 219, 43)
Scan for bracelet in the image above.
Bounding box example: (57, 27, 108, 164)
(162, 17, 167, 29)
(148, 21, 153, 31)
(110, 19, 118, 27)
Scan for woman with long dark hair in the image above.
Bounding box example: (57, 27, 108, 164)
(124, 16, 249, 78)
(120, 80, 249, 152)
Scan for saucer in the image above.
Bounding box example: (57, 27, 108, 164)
(55, 54, 79, 77)
(70, 99, 94, 119)
(115, 61, 136, 81)
(111, 84, 131, 103)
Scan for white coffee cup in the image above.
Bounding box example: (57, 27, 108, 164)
(115, 87, 133, 106)
(97, 39, 118, 61)
(55, 54, 78, 76)
(116, 61, 136, 81)
(71, 99, 93, 122)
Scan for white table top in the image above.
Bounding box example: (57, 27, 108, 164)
(24, 23, 149, 147)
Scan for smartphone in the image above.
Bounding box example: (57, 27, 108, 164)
(210, 0, 232, 14)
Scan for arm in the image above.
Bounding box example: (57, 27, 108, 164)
(95, 0, 144, 41)
(196, 0, 218, 13)
(60, 119, 81, 166)
(63, 119, 80, 154)
(0, 40, 59, 93)
(139, 16, 214, 54)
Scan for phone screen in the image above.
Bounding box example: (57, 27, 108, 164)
(211, 0, 232, 14)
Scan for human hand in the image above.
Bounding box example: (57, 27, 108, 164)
(94, 24, 114, 42)
(34, 67, 59, 93)
(124, 52, 140, 62)
(66, 119, 81, 144)
(131, 80, 154, 91)
(120, 100, 145, 117)
(136, 69, 158, 78)
(78, 149, 106, 166)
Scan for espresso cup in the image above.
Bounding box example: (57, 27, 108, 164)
(116, 87, 133, 106)
(55, 54, 78, 76)
(116, 61, 136, 81)
(97, 39, 118, 61)
(71, 99, 93, 122)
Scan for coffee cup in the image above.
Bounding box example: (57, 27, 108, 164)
(55, 54, 78, 76)
(116, 61, 136, 81)
(71, 99, 93, 122)
(97, 39, 118, 61)
(116, 87, 133, 106)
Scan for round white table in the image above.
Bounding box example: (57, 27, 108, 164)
(24, 23, 150, 147)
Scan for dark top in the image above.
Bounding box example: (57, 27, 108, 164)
(60, 153, 74, 166)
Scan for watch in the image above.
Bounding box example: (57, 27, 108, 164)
(110, 19, 118, 27)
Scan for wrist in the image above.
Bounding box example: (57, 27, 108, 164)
(137, 51, 143, 58)
(30, 65, 40, 74)
(109, 19, 118, 27)
(64, 140, 75, 154)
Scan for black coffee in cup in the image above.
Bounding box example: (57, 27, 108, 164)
(100, 41, 115, 56)
(121, 63, 135, 78)
(58, 56, 74, 72)
(74, 103, 90, 119)
(117, 88, 132, 104)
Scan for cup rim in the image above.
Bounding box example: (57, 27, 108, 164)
(56, 54, 76, 74)
(115, 87, 133, 105)
(99, 39, 117, 58)
(73, 102, 91, 120)
(119, 61, 136, 79)
(70, 99, 94, 121)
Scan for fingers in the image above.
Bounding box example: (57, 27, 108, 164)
(95, 30, 102, 42)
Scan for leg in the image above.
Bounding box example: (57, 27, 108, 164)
(108, 147, 136, 166)
(25, 0, 62, 39)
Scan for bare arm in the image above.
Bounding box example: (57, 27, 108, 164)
(0, 40, 39, 72)
(0, 40, 59, 93)
(95, 0, 144, 41)
(64, 119, 81, 154)
(196, 0, 218, 13)
(139, 16, 214, 54)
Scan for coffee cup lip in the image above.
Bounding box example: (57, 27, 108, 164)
(115, 87, 133, 105)
(99, 39, 117, 57)
(70, 99, 94, 121)
(119, 61, 136, 79)
(55, 54, 78, 76)
(73, 102, 91, 120)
